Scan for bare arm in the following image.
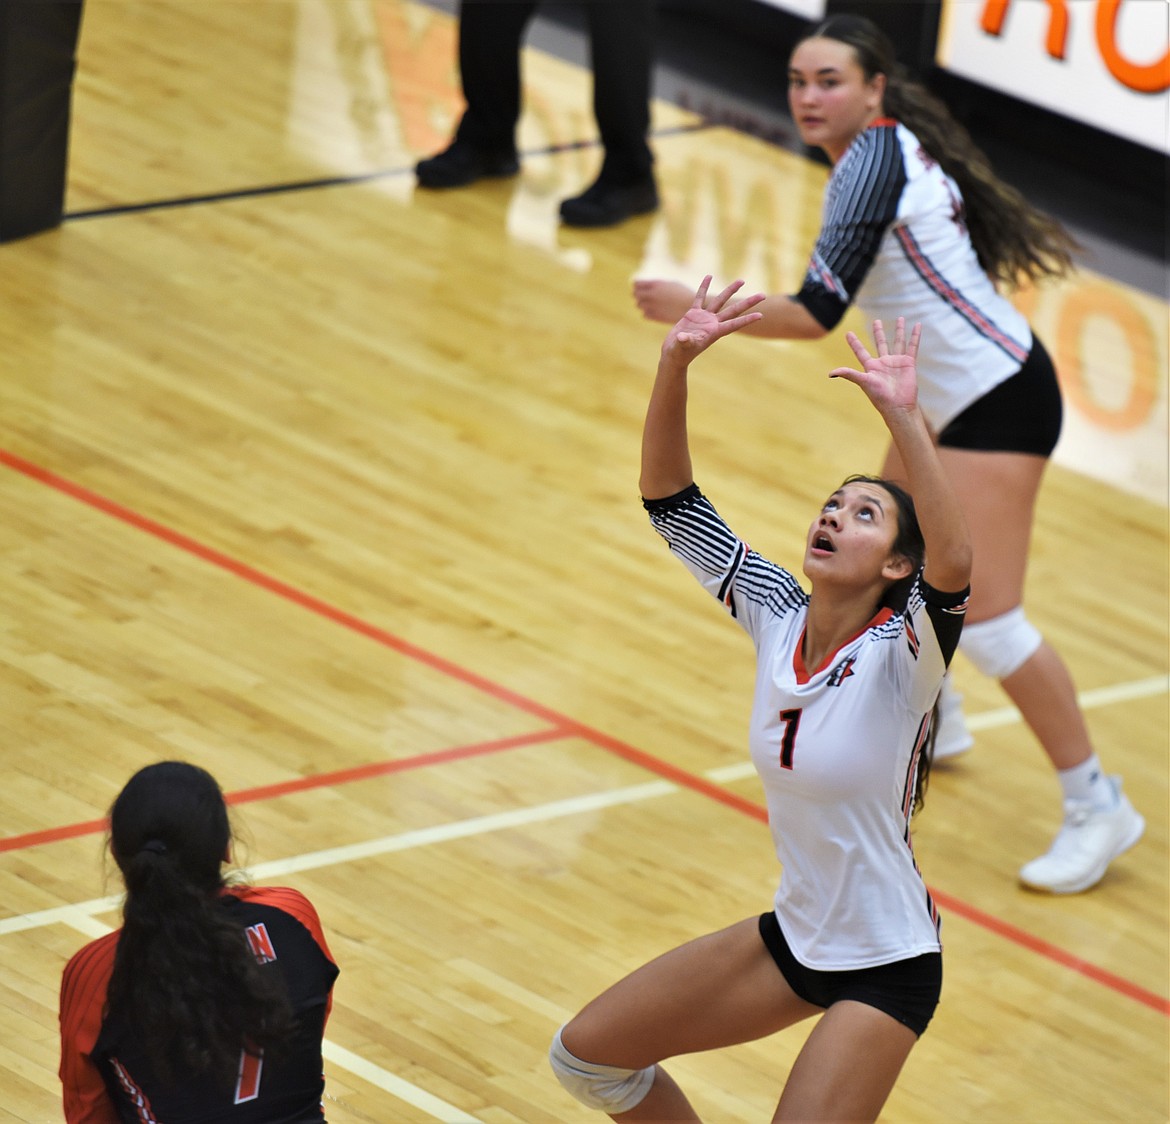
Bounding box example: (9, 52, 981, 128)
(831, 320, 972, 593)
(640, 277, 766, 500)
(633, 279, 825, 339)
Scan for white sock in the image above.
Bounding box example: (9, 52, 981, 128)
(1057, 754, 1117, 811)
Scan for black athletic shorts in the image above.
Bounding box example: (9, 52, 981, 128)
(758, 912, 942, 1037)
(937, 336, 1063, 456)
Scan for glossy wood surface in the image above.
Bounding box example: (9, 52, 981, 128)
(0, 2, 1166, 1121)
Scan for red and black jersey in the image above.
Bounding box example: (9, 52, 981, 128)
(59, 886, 339, 1124)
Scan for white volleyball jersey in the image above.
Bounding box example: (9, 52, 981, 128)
(795, 119, 1032, 431)
(647, 486, 968, 970)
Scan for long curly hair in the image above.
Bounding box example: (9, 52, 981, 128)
(800, 14, 1078, 288)
(104, 761, 296, 1086)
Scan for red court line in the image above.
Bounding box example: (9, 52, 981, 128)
(929, 888, 1170, 1016)
(0, 729, 571, 855)
(2, 448, 1165, 1016)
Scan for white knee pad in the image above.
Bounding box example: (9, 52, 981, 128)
(549, 1026, 655, 1114)
(960, 607, 1043, 679)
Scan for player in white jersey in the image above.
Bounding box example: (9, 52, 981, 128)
(550, 278, 970, 1122)
(631, 14, 1144, 895)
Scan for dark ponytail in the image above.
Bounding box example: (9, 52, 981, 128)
(800, 15, 1078, 288)
(105, 761, 296, 1085)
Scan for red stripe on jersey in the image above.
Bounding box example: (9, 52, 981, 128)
(111, 1058, 160, 1123)
(895, 226, 1029, 363)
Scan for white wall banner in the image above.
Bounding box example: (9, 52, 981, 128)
(936, 0, 1169, 153)
(753, 0, 827, 20)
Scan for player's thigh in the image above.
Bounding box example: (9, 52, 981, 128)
(773, 999, 918, 1122)
(562, 916, 818, 1069)
(884, 441, 1046, 620)
(936, 446, 1047, 619)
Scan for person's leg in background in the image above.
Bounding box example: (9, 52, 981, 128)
(559, 0, 658, 227)
(884, 437, 1144, 893)
(415, 0, 534, 188)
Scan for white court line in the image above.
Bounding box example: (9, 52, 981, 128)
(1, 785, 678, 1120)
(0, 782, 676, 935)
(3, 674, 1165, 1115)
(321, 1041, 484, 1124)
(967, 673, 1170, 731)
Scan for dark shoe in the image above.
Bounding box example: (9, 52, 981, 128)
(415, 141, 519, 188)
(559, 176, 658, 227)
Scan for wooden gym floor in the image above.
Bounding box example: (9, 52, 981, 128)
(0, 2, 1166, 1121)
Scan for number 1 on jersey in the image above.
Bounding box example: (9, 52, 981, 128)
(235, 1049, 263, 1103)
(779, 708, 802, 770)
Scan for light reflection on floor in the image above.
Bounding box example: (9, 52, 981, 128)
(300, 0, 1169, 504)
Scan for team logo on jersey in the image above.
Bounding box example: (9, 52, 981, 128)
(826, 656, 857, 687)
(245, 923, 277, 964)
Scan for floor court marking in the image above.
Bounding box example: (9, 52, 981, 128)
(5, 773, 1168, 1018)
(0, 729, 574, 855)
(2, 449, 1167, 1016)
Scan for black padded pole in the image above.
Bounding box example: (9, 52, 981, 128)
(0, 0, 84, 242)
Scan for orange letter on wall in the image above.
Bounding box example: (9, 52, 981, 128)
(1096, 0, 1170, 93)
(981, 0, 1071, 58)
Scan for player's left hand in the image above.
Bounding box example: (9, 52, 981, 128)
(829, 317, 922, 416)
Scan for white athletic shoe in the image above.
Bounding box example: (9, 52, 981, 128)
(1018, 778, 1145, 894)
(932, 676, 973, 761)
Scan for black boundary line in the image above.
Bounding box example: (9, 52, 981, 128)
(62, 126, 707, 223)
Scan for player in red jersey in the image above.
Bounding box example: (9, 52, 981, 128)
(59, 761, 338, 1123)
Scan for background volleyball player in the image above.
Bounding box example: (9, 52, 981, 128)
(59, 761, 338, 1122)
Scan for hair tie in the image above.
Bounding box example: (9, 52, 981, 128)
(140, 839, 168, 856)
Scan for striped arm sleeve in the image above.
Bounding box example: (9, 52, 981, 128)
(794, 123, 906, 329)
(643, 485, 807, 638)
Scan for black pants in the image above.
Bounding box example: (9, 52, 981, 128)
(453, 0, 654, 184)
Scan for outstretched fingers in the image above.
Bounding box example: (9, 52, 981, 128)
(874, 316, 922, 360)
(692, 275, 714, 309)
(906, 320, 922, 361)
(843, 330, 873, 368)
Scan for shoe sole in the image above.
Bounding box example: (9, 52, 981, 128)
(559, 199, 659, 228)
(416, 162, 519, 190)
(1019, 812, 1146, 894)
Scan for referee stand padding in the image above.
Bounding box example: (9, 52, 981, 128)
(0, 0, 83, 243)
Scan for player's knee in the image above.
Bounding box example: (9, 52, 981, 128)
(549, 1025, 655, 1113)
(960, 607, 1042, 679)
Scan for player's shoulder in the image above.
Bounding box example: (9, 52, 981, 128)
(64, 929, 120, 975)
(228, 885, 323, 929)
(61, 929, 120, 1006)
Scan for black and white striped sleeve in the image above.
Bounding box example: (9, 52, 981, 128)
(793, 124, 906, 330)
(643, 484, 808, 641)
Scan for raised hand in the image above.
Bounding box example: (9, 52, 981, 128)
(829, 317, 922, 416)
(661, 276, 765, 363)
